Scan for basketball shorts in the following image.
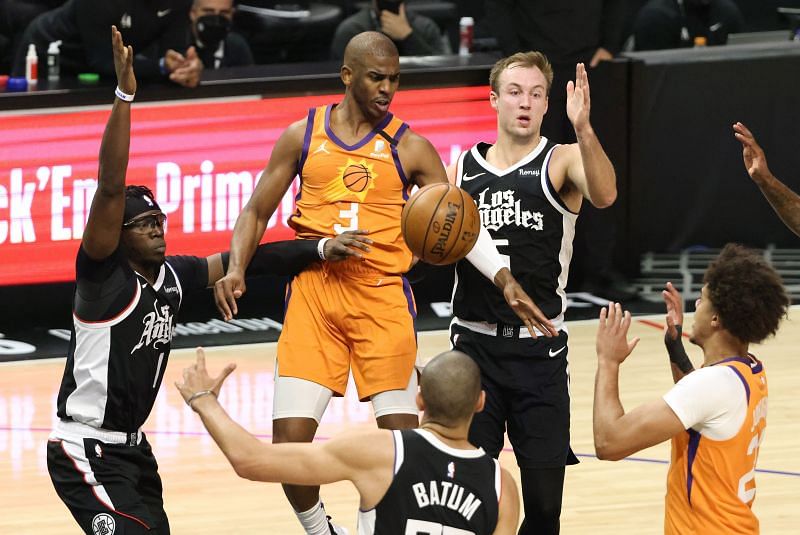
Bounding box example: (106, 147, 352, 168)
(451, 323, 579, 469)
(47, 427, 169, 534)
(278, 260, 417, 400)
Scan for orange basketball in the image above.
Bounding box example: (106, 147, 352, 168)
(401, 183, 480, 266)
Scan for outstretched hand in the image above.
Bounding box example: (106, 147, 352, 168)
(501, 278, 558, 338)
(596, 302, 640, 365)
(324, 230, 373, 261)
(566, 63, 591, 132)
(111, 25, 136, 95)
(175, 347, 236, 408)
(733, 122, 771, 183)
(662, 282, 683, 342)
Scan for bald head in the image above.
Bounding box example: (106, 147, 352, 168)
(343, 31, 399, 70)
(420, 351, 482, 426)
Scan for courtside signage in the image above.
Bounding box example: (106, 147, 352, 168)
(0, 86, 494, 285)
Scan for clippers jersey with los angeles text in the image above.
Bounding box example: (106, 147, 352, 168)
(358, 429, 501, 535)
(55, 246, 207, 433)
(290, 105, 414, 275)
(665, 356, 768, 534)
(452, 137, 577, 325)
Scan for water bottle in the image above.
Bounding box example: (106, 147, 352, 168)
(25, 44, 38, 86)
(47, 40, 62, 81)
(459, 17, 474, 57)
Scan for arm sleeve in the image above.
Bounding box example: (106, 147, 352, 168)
(465, 225, 507, 283)
(244, 239, 321, 277)
(166, 255, 209, 292)
(662, 366, 748, 439)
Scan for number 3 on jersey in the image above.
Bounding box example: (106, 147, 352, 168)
(334, 203, 359, 234)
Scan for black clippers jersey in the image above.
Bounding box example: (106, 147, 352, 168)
(55, 246, 206, 432)
(452, 138, 578, 325)
(359, 429, 500, 535)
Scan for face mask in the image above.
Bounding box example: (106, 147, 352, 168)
(195, 14, 231, 50)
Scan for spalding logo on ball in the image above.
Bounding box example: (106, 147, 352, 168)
(401, 183, 480, 265)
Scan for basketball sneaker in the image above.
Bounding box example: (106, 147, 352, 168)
(327, 517, 349, 535)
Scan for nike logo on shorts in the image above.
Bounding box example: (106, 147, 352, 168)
(157, 9, 172, 17)
(549, 346, 566, 357)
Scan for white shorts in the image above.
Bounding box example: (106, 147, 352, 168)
(272, 366, 418, 424)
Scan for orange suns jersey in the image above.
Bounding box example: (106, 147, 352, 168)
(665, 356, 768, 535)
(289, 105, 415, 275)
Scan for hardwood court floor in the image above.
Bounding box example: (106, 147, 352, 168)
(2, 311, 799, 534)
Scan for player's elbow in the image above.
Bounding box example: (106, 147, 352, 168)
(229, 454, 261, 481)
(591, 189, 617, 209)
(593, 434, 626, 461)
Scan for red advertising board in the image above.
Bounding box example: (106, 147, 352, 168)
(0, 86, 495, 285)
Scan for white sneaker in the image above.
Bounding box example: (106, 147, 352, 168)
(327, 517, 350, 535)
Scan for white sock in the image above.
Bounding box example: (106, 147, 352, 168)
(295, 499, 330, 535)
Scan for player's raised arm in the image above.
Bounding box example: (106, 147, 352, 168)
(734, 121, 800, 237)
(82, 26, 136, 260)
(558, 63, 617, 209)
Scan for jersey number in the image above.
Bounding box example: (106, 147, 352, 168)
(737, 429, 765, 504)
(334, 203, 359, 234)
(405, 519, 475, 535)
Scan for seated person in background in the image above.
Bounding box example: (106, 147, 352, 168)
(12, 0, 203, 87)
(189, 0, 253, 69)
(330, 0, 446, 60)
(632, 0, 744, 50)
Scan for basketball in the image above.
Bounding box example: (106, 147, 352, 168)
(343, 163, 371, 192)
(401, 183, 480, 265)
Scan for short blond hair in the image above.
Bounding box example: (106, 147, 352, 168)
(489, 51, 554, 94)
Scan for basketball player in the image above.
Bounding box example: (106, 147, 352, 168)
(176, 349, 520, 534)
(594, 243, 788, 533)
(214, 32, 554, 535)
(45, 27, 373, 535)
(734, 121, 800, 237)
(447, 51, 617, 534)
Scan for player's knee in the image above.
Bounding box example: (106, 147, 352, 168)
(272, 418, 317, 443)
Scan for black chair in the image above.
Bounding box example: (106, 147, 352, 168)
(234, 1, 344, 63)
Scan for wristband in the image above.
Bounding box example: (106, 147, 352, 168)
(115, 86, 135, 102)
(186, 389, 216, 409)
(317, 238, 331, 260)
(664, 324, 694, 373)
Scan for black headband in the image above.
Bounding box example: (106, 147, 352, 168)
(124, 193, 162, 224)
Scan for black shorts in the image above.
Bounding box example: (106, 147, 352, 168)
(451, 324, 579, 469)
(47, 432, 169, 534)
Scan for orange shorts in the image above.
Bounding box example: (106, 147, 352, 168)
(277, 260, 417, 399)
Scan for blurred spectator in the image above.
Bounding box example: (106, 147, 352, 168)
(189, 0, 253, 68)
(330, 0, 446, 60)
(0, 0, 64, 72)
(11, 0, 203, 87)
(632, 0, 744, 50)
